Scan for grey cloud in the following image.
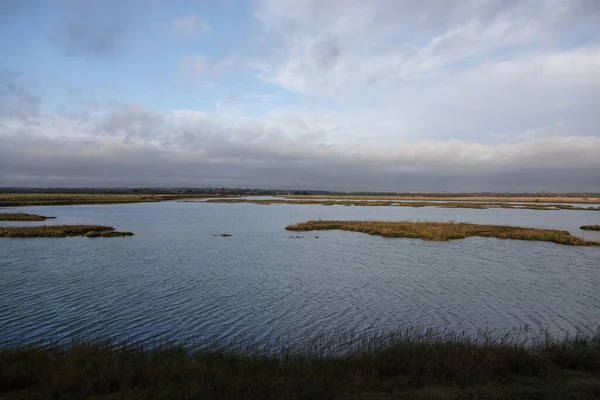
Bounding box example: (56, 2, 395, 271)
(53, 0, 140, 56)
(1, 107, 599, 191)
(94, 105, 167, 140)
(0, 70, 40, 118)
(2, 135, 599, 191)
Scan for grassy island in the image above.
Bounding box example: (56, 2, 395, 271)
(285, 220, 600, 246)
(0, 213, 55, 221)
(1, 330, 599, 399)
(581, 225, 600, 231)
(0, 225, 134, 238)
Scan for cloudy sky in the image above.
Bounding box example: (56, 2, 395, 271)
(1, 0, 599, 191)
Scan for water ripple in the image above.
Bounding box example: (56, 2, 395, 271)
(1, 202, 600, 346)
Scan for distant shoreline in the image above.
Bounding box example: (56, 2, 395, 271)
(2, 190, 600, 207)
(0, 193, 232, 207)
(281, 194, 600, 204)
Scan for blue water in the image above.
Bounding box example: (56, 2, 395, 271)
(1, 200, 599, 346)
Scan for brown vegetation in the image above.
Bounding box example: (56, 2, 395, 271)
(282, 194, 600, 204)
(0, 193, 223, 207)
(0, 225, 134, 238)
(204, 198, 394, 206)
(581, 225, 600, 231)
(0, 213, 55, 221)
(285, 220, 600, 246)
(203, 198, 600, 211)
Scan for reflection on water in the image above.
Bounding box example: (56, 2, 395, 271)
(1, 201, 599, 346)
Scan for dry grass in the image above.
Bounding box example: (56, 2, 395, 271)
(204, 198, 600, 211)
(1, 330, 599, 399)
(0, 193, 218, 207)
(0, 213, 55, 221)
(285, 220, 600, 246)
(282, 194, 600, 204)
(581, 225, 600, 231)
(0, 225, 134, 238)
(205, 199, 394, 206)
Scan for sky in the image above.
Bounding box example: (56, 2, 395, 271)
(1, 0, 599, 191)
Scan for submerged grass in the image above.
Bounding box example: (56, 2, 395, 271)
(0, 225, 134, 238)
(204, 198, 600, 211)
(1, 329, 599, 399)
(0, 213, 55, 221)
(581, 225, 600, 231)
(286, 220, 600, 246)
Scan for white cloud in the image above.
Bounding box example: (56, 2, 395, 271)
(180, 54, 241, 77)
(172, 13, 210, 38)
(252, 0, 597, 97)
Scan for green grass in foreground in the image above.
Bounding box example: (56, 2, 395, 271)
(1, 330, 599, 399)
(581, 225, 600, 231)
(0, 225, 133, 238)
(0, 213, 55, 221)
(286, 220, 600, 246)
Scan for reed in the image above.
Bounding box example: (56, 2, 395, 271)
(0, 213, 55, 221)
(581, 225, 600, 231)
(1, 329, 599, 399)
(0, 225, 134, 238)
(286, 220, 600, 246)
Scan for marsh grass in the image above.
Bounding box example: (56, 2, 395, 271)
(205, 198, 600, 211)
(205, 199, 393, 206)
(286, 220, 600, 246)
(282, 194, 600, 204)
(581, 225, 600, 231)
(1, 328, 599, 399)
(0, 225, 134, 238)
(0, 213, 55, 221)
(0, 193, 217, 207)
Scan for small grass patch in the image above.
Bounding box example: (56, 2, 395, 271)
(0, 213, 55, 221)
(1, 330, 599, 399)
(0, 225, 134, 238)
(286, 220, 600, 246)
(581, 225, 600, 231)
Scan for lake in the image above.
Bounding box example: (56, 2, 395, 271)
(1, 200, 599, 347)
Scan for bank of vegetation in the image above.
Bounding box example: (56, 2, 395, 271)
(281, 193, 600, 204)
(286, 220, 600, 246)
(0, 193, 228, 207)
(203, 198, 600, 211)
(0, 225, 134, 238)
(1, 329, 599, 399)
(581, 225, 600, 231)
(0, 213, 55, 221)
